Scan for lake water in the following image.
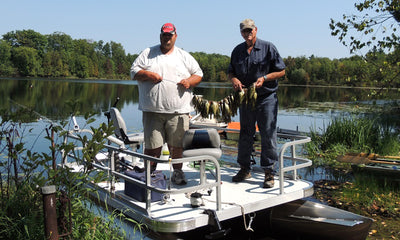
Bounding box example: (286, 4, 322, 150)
(2, 77, 400, 179)
(1, 78, 399, 239)
(2, 77, 399, 153)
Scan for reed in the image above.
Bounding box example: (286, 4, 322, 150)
(305, 116, 400, 166)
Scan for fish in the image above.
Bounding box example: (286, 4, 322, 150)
(191, 88, 257, 123)
(248, 83, 257, 109)
(238, 89, 245, 104)
(210, 101, 220, 117)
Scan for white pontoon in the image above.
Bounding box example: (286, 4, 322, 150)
(61, 108, 371, 239)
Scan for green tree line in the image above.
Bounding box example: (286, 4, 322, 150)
(0, 29, 399, 88)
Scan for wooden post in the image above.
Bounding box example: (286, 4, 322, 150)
(41, 185, 59, 240)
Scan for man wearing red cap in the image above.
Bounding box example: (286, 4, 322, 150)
(130, 23, 203, 185)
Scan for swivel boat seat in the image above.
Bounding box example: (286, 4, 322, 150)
(182, 128, 222, 160)
(109, 107, 144, 168)
(182, 128, 222, 184)
(109, 107, 144, 149)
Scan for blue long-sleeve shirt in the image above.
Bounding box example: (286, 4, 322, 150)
(228, 39, 285, 96)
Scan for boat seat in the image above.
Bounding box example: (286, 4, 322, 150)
(182, 128, 222, 160)
(110, 107, 144, 146)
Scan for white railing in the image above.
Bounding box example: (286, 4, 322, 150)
(194, 125, 313, 195)
(61, 127, 222, 214)
(61, 121, 312, 215)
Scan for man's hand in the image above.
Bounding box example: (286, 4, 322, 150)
(150, 72, 163, 83)
(178, 78, 191, 89)
(231, 77, 244, 91)
(255, 76, 265, 88)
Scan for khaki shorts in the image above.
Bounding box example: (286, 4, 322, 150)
(142, 112, 189, 149)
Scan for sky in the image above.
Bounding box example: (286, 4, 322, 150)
(1, 0, 362, 59)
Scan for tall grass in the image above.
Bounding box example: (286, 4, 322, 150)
(306, 116, 400, 166)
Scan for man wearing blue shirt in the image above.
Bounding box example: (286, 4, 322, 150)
(228, 19, 286, 188)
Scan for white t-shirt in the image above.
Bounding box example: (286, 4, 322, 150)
(130, 45, 203, 114)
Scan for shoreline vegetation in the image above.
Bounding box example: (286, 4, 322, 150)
(1, 29, 399, 91)
(306, 115, 400, 239)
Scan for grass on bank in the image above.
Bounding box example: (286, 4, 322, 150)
(306, 115, 400, 239)
(305, 115, 400, 167)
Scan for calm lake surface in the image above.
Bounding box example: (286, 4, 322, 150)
(1, 77, 400, 239)
(3, 77, 400, 180)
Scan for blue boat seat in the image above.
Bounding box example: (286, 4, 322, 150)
(182, 128, 222, 160)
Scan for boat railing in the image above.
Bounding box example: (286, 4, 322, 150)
(61, 128, 222, 215)
(199, 126, 312, 195)
(278, 135, 312, 194)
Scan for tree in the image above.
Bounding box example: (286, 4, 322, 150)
(110, 41, 126, 75)
(46, 32, 73, 52)
(3, 29, 47, 57)
(75, 55, 90, 78)
(12, 46, 41, 76)
(330, 0, 400, 93)
(0, 40, 14, 75)
(291, 68, 310, 85)
(42, 51, 68, 77)
(330, 0, 399, 53)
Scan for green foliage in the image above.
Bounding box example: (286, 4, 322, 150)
(0, 40, 14, 76)
(3, 29, 48, 56)
(0, 107, 142, 239)
(330, 0, 400, 53)
(1, 28, 399, 87)
(12, 46, 41, 76)
(305, 116, 400, 166)
(191, 52, 230, 82)
(329, 0, 400, 91)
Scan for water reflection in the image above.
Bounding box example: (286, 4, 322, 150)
(3, 78, 399, 121)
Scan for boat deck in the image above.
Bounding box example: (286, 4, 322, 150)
(63, 126, 314, 234)
(70, 160, 313, 233)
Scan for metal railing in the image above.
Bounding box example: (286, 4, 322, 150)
(194, 125, 313, 195)
(61, 123, 312, 215)
(62, 127, 222, 214)
(277, 135, 312, 194)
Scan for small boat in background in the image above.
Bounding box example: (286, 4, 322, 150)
(268, 199, 373, 240)
(337, 153, 400, 184)
(352, 163, 400, 184)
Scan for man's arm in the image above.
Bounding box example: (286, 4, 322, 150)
(255, 69, 285, 88)
(133, 70, 162, 84)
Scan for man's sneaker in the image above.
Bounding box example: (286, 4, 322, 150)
(263, 169, 275, 188)
(232, 168, 251, 182)
(172, 169, 187, 185)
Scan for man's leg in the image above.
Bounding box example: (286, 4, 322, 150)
(257, 93, 278, 188)
(233, 104, 256, 182)
(166, 114, 189, 185)
(142, 112, 164, 171)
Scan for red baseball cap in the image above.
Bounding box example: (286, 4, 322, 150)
(161, 23, 176, 34)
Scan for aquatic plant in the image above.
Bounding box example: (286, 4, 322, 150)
(0, 107, 143, 239)
(305, 115, 400, 167)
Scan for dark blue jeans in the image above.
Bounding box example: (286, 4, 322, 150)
(237, 92, 278, 173)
